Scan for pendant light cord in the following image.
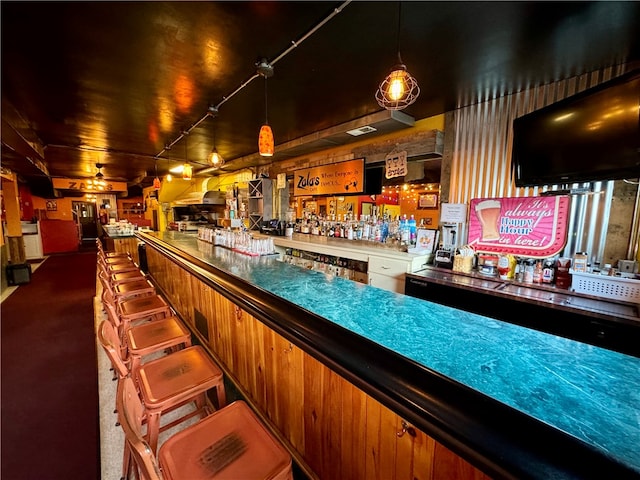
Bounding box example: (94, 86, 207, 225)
(396, 2, 402, 64)
(264, 77, 269, 125)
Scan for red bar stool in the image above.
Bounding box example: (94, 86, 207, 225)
(99, 256, 136, 271)
(112, 270, 147, 286)
(98, 321, 226, 448)
(125, 316, 192, 372)
(112, 278, 156, 304)
(99, 271, 152, 306)
(101, 261, 141, 278)
(117, 294, 172, 336)
(119, 376, 292, 480)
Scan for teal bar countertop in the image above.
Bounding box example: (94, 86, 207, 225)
(141, 231, 640, 476)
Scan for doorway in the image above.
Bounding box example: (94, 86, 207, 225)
(72, 201, 98, 240)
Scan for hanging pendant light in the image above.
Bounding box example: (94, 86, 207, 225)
(165, 173, 173, 183)
(153, 159, 161, 190)
(182, 164, 193, 181)
(257, 59, 275, 157)
(375, 2, 420, 111)
(182, 132, 192, 181)
(207, 107, 225, 168)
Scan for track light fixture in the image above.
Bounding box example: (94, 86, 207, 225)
(375, 2, 420, 111)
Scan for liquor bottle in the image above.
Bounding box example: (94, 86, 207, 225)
(400, 215, 409, 245)
(408, 215, 417, 245)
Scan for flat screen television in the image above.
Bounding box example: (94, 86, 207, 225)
(512, 70, 640, 187)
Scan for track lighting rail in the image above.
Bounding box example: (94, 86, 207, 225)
(152, 0, 352, 168)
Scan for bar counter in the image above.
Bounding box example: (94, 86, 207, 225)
(406, 267, 640, 357)
(137, 231, 640, 480)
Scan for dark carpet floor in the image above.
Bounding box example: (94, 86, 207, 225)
(1, 250, 100, 480)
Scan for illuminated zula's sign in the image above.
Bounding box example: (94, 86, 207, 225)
(293, 159, 364, 196)
(52, 177, 128, 193)
(468, 196, 570, 258)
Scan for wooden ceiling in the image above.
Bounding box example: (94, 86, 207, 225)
(2, 1, 639, 197)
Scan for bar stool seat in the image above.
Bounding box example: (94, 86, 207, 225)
(101, 255, 134, 266)
(112, 279, 156, 303)
(136, 345, 227, 453)
(103, 261, 141, 276)
(118, 294, 171, 331)
(157, 400, 293, 480)
(112, 270, 147, 285)
(100, 273, 153, 307)
(126, 316, 192, 372)
(100, 251, 131, 260)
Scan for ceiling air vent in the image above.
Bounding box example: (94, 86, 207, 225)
(346, 125, 377, 136)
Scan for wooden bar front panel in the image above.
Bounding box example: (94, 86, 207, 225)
(146, 247, 491, 480)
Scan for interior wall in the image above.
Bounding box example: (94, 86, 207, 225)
(444, 64, 638, 263)
(447, 64, 631, 204)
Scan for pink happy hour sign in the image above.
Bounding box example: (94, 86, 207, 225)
(468, 196, 570, 258)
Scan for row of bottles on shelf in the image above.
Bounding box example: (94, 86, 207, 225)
(281, 248, 368, 284)
(293, 213, 422, 246)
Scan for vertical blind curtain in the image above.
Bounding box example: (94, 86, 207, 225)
(447, 64, 631, 260)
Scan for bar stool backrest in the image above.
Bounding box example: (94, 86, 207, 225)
(97, 320, 129, 379)
(119, 376, 163, 480)
(98, 270, 116, 305)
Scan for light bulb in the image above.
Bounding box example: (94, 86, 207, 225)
(209, 149, 224, 167)
(387, 70, 407, 101)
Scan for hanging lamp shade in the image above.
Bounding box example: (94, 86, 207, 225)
(153, 159, 161, 189)
(165, 173, 173, 183)
(258, 124, 274, 157)
(375, 59, 420, 111)
(208, 148, 224, 168)
(182, 131, 192, 180)
(182, 164, 193, 181)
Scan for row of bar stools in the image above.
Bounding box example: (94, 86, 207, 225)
(98, 320, 226, 479)
(119, 373, 293, 480)
(96, 241, 291, 479)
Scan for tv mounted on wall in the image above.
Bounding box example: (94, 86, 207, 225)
(512, 70, 640, 187)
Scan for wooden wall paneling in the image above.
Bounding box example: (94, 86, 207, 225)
(113, 237, 139, 264)
(273, 333, 305, 454)
(433, 442, 492, 480)
(365, 394, 383, 479)
(262, 326, 279, 423)
(213, 292, 236, 373)
(325, 369, 345, 479)
(342, 379, 367, 479)
(232, 304, 253, 394)
(248, 313, 269, 410)
(412, 427, 438, 480)
(303, 352, 328, 476)
(379, 405, 400, 480)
